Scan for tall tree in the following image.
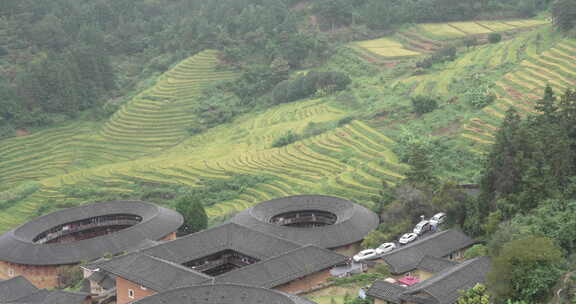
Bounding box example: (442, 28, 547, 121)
(405, 143, 437, 187)
(534, 84, 557, 118)
(487, 236, 563, 302)
(175, 196, 208, 235)
(552, 0, 576, 31)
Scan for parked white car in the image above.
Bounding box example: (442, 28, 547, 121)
(377, 242, 397, 253)
(399, 232, 418, 245)
(413, 220, 432, 235)
(353, 248, 384, 262)
(430, 212, 447, 226)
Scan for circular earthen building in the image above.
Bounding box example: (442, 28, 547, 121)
(0, 200, 183, 288)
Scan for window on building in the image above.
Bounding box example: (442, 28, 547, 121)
(128, 289, 135, 299)
(8, 268, 14, 277)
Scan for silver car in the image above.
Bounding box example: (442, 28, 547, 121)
(399, 232, 418, 245)
(377, 242, 397, 253)
(430, 212, 447, 226)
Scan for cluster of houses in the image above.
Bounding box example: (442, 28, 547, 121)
(0, 195, 490, 304)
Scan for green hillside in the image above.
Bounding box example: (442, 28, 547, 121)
(2, 18, 575, 232)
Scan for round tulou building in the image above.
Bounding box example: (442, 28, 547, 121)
(132, 284, 316, 304)
(231, 195, 379, 254)
(0, 200, 183, 288)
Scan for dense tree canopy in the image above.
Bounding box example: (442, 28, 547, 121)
(466, 88, 576, 235)
(552, 0, 576, 31)
(175, 196, 208, 235)
(314, 0, 551, 30)
(0, 0, 326, 136)
(487, 237, 563, 302)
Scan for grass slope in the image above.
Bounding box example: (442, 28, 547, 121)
(0, 19, 565, 233)
(462, 39, 576, 148)
(354, 18, 549, 61)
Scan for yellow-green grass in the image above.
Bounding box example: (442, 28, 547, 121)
(304, 283, 360, 304)
(503, 19, 549, 27)
(354, 38, 421, 57)
(462, 37, 576, 148)
(0, 91, 405, 232)
(419, 23, 467, 39)
(418, 18, 548, 41)
(449, 22, 494, 34)
(401, 28, 556, 100)
(476, 21, 518, 32)
(99, 49, 238, 150)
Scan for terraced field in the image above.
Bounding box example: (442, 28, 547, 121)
(0, 50, 237, 192)
(0, 47, 408, 230)
(0, 19, 564, 232)
(352, 38, 422, 59)
(400, 26, 561, 99)
(418, 19, 548, 40)
(99, 50, 237, 150)
(462, 39, 576, 148)
(0, 95, 407, 230)
(353, 18, 549, 60)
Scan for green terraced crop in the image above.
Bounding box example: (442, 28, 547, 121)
(476, 21, 518, 32)
(353, 38, 421, 58)
(449, 22, 494, 34)
(461, 36, 576, 148)
(3, 21, 553, 232)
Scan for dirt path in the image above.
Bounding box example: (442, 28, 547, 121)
(552, 271, 574, 304)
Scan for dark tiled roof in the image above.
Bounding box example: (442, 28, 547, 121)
(0, 277, 39, 302)
(98, 253, 212, 292)
(368, 257, 491, 304)
(131, 284, 316, 304)
(6, 290, 51, 303)
(8, 290, 89, 304)
(142, 223, 302, 264)
(417, 256, 459, 273)
(231, 195, 379, 249)
(217, 245, 347, 288)
(366, 280, 407, 303)
(87, 271, 115, 290)
(0, 276, 88, 304)
(381, 230, 475, 274)
(402, 257, 491, 304)
(0, 201, 183, 265)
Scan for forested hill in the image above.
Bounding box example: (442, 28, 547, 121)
(1, 0, 576, 301)
(0, 0, 555, 136)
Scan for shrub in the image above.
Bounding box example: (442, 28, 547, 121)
(464, 244, 488, 259)
(58, 266, 83, 288)
(337, 116, 354, 126)
(271, 71, 351, 104)
(411, 96, 438, 115)
(0, 182, 40, 210)
(464, 37, 478, 48)
(488, 33, 502, 44)
(460, 72, 496, 108)
(416, 46, 457, 69)
(175, 197, 207, 235)
(464, 86, 496, 108)
(271, 130, 300, 148)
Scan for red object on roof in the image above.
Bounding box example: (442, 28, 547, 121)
(398, 276, 420, 286)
